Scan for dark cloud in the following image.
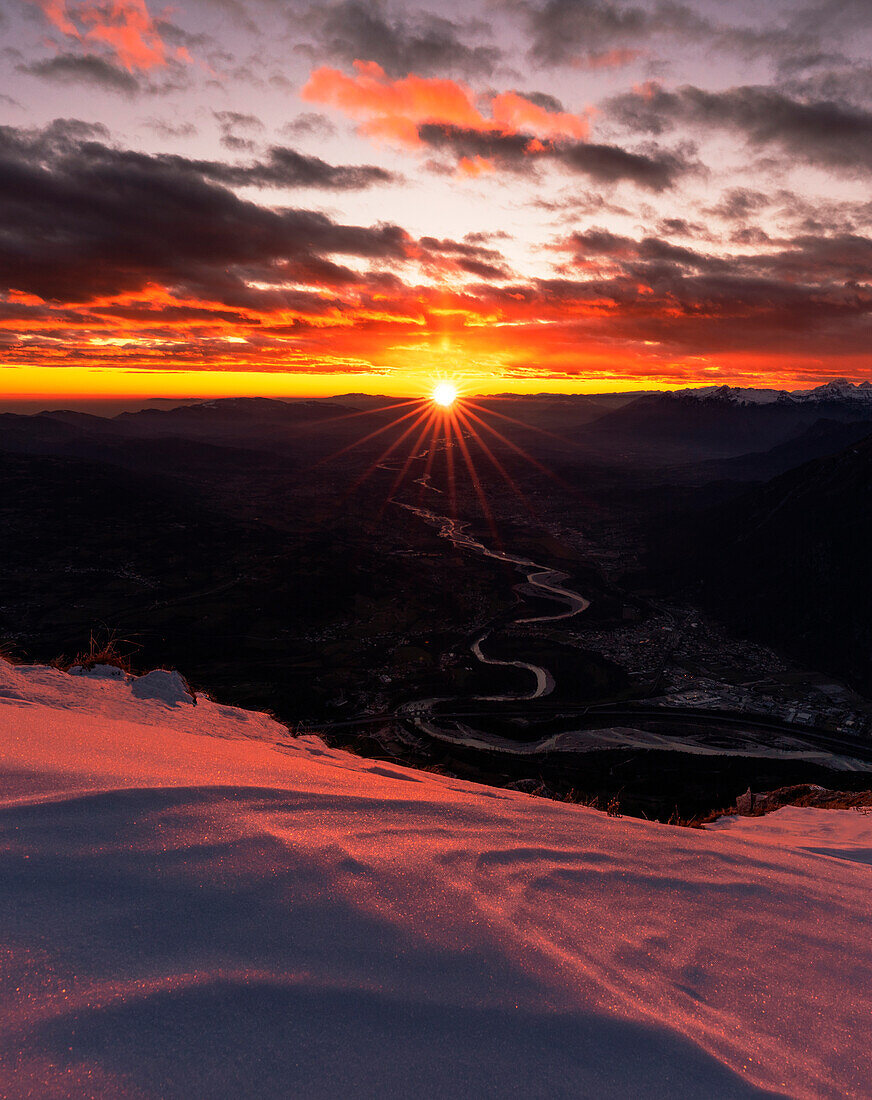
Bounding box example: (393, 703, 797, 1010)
(473, 259, 872, 358)
(0, 122, 412, 304)
(19, 54, 140, 95)
(788, 0, 872, 39)
(214, 110, 264, 151)
(565, 228, 722, 271)
(464, 230, 511, 243)
(417, 236, 510, 279)
(515, 90, 566, 112)
(707, 188, 772, 221)
(450, 219, 866, 360)
(562, 225, 872, 287)
(513, 0, 872, 83)
(153, 17, 216, 55)
(609, 84, 872, 173)
(560, 140, 688, 190)
(779, 62, 872, 109)
(655, 217, 711, 239)
(18, 50, 193, 98)
(309, 0, 500, 77)
(419, 236, 504, 260)
(141, 117, 199, 140)
(418, 124, 534, 164)
(750, 233, 872, 283)
(181, 147, 397, 190)
(730, 226, 773, 246)
(280, 113, 337, 139)
(417, 123, 690, 190)
(512, 0, 700, 67)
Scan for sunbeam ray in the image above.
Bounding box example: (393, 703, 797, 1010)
(460, 405, 573, 490)
(455, 406, 536, 518)
(313, 401, 429, 467)
(442, 411, 458, 520)
(449, 409, 501, 546)
(299, 398, 423, 430)
(415, 416, 442, 505)
(465, 399, 570, 444)
(341, 405, 434, 501)
(378, 409, 439, 517)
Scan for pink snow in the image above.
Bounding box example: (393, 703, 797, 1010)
(0, 658, 870, 1098)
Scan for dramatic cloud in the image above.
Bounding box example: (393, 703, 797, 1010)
(141, 116, 198, 139)
(559, 139, 688, 189)
(280, 113, 337, 139)
(299, 61, 687, 185)
(513, 0, 692, 67)
(610, 84, 872, 173)
(309, 0, 500, 78)
(188, 145, 399, 190)
(416, 236, 511, 279)
(573, 47, 645, 70)
(417, 123, 690, 188)
(561, 227, 724, 271)
(513, 0, 872, 89)
(27, 0, 184, 70)
(0, 122, 411, 303)
(301, 62, 590, 146)
(18, 52, 140, 94)
(214, 110, 264, 151)
(4, 0, 872, 390)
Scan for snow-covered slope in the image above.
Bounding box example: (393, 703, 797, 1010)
(1, 659, 870, 1099)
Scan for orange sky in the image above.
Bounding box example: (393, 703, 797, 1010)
(3, 1, 871, 400)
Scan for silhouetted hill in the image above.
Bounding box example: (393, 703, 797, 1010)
(671, 419, 872, 484)
(112, 396, 353, 442)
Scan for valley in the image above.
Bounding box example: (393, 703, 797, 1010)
(3, 383, 872, 820)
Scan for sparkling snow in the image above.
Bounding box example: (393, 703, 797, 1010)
(1, 658, 870, 1099)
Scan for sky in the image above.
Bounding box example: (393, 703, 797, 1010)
(1, 0, 871, 399)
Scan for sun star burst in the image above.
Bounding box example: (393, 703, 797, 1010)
(432, 381, 458, 407)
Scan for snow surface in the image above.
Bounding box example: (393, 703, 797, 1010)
(710, 807, 872, 868)
(1, 658, 870, 1099)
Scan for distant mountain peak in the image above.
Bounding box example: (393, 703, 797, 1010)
(797, 379, 872, 404)
(674, 380, 872, 406)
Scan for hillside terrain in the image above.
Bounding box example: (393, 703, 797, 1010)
(1, 658, 871, 1099)
(655, 432, 872, 692)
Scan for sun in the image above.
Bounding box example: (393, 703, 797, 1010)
(432, 381, 458, 408)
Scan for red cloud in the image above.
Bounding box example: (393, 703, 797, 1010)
(489, 91, 588, 140)
(29, 0, 182, 71)
(301, 62, 589, 148)
(32, 0, 80, 37)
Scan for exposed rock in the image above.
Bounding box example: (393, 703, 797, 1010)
(729, 783, 872, 818)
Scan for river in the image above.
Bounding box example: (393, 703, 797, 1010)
(395, 505, 589, 737)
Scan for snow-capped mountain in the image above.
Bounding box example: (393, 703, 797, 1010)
(678, 380, 872, 405)
(674, 384, 786, 405)
(793, 378, 872, 404)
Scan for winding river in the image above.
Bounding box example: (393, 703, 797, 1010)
(396, 504, 589, 713)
